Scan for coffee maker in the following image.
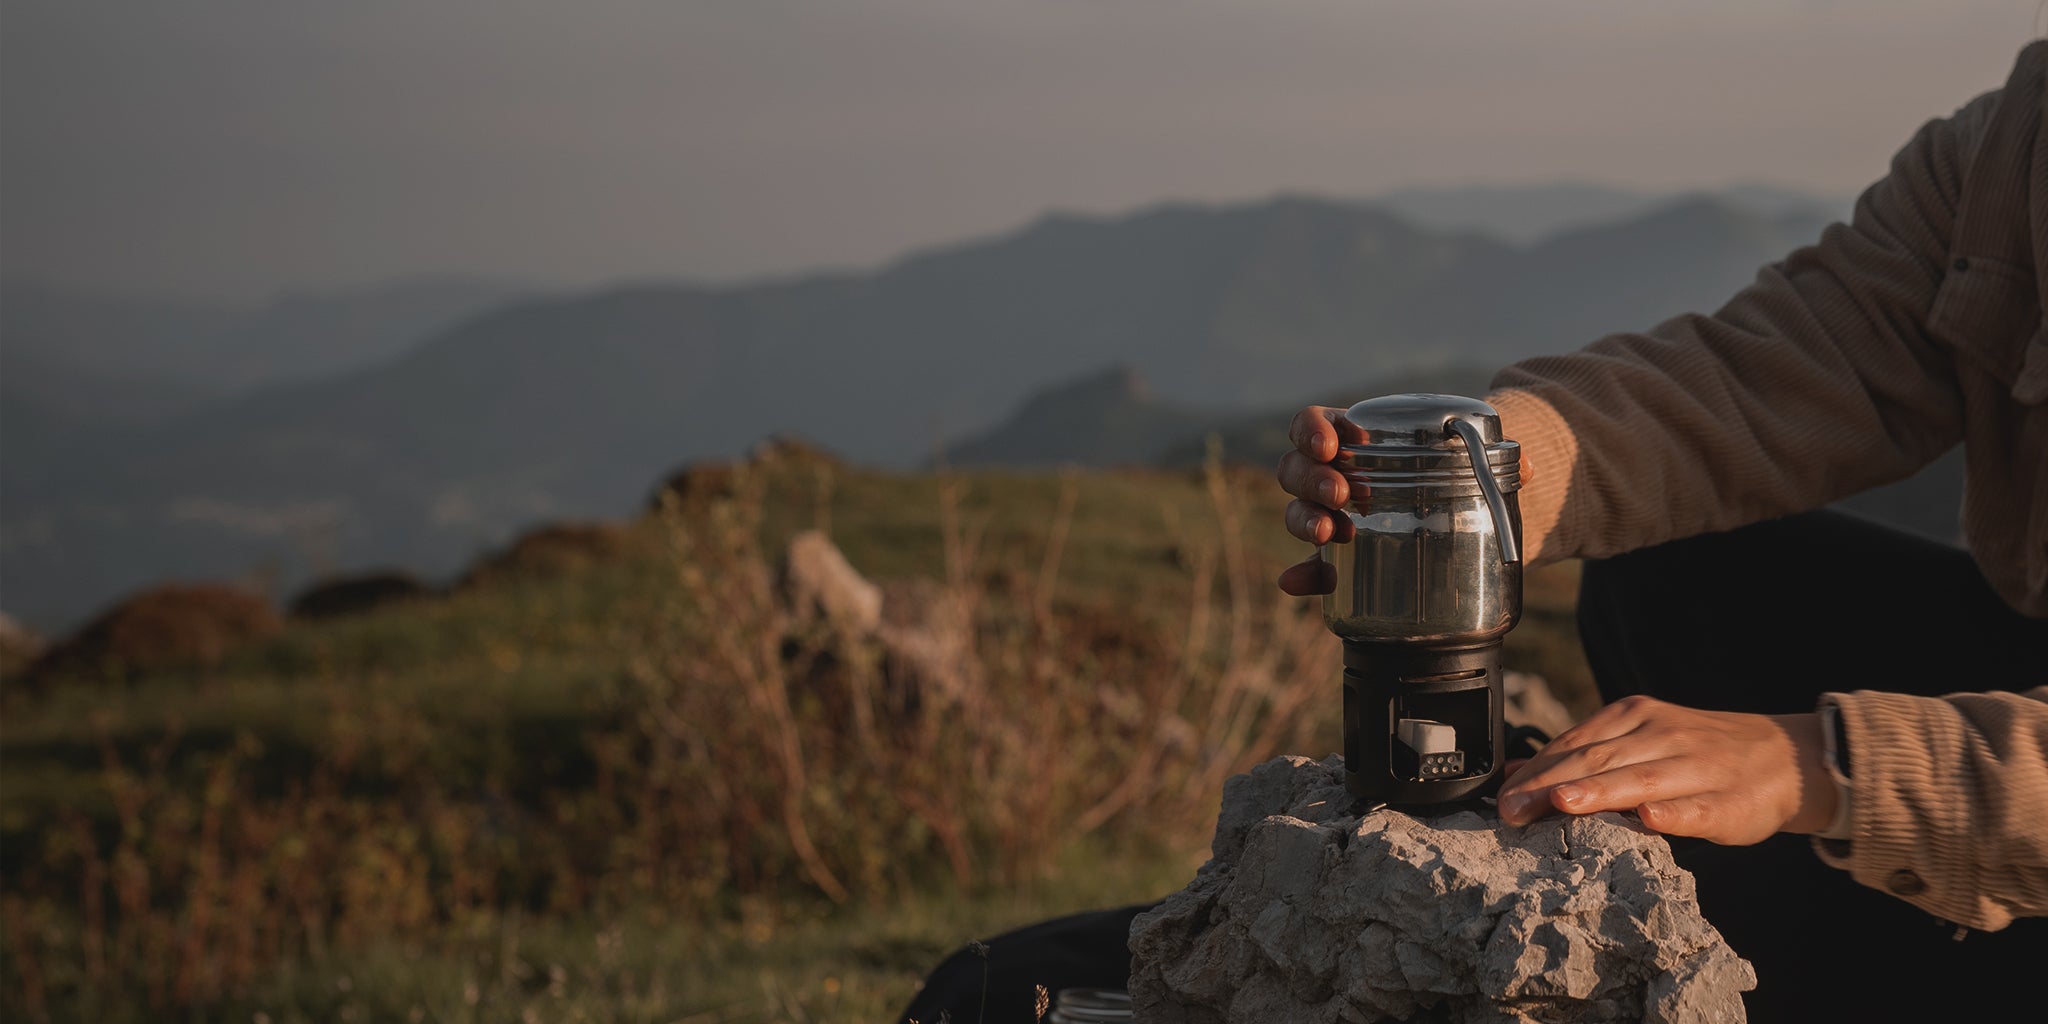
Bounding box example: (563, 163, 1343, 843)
(1318, 393, 1523, 811)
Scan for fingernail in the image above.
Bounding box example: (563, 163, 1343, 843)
(1318, 480, 1341, 505)
(1553, 784, 1584, 807)
(1500, 792, 1534, 822)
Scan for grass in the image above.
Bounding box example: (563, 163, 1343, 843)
(33, 837, 1198, 1024)
(0, 446, 1594, 1023)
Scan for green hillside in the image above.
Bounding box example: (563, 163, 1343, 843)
(0, 448, 1593, 1024)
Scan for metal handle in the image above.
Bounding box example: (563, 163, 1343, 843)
(1446, 417, 1519, 565)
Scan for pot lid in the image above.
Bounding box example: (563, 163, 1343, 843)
(1341, 393, 1504, 450)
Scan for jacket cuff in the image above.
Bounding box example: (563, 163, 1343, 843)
(1482, 388, 1578, 567)
(1814, 690, 1985, 928)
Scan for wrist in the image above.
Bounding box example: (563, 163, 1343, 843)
(1773, 711, 1839, 835)
(1814, 699, 1854, 841)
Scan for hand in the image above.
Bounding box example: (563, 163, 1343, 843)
(1493, 694, 1838, 846)
(1275, 406, 1362, 596)
(1275, 402, 1534, 595)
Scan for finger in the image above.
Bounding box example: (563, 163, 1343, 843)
(1496, 707, 1643, 803)
(1288, 406, 1348, 461)
(1277, 557, 1337, 596)
(1285, 499, 1355, 545)
(1284, 498, 1328, 543)
(1637, 794, 1717, 837)
(1518, 694, 1661, 764)
(1276, 450, 1349, 507)
(1497, 735, 1661, 824)
(1502, 735, 1646, 797)
(1543, 757, 1691, 819)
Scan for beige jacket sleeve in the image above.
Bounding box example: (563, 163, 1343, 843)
(1477, 58, 2048, 930)
(1484, 81, 2001, 569)
(1814, 687, 2048, 932)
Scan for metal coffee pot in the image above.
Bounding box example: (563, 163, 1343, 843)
(1317, 393, 1524, 809)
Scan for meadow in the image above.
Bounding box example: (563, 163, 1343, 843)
(0, 443, 1595, 1023)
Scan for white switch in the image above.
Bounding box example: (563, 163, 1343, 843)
(1397, 718, 1457, 755)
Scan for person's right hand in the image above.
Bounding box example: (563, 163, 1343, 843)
(1275, 401, 1534, 595)
(1275, 405, 1363, 596)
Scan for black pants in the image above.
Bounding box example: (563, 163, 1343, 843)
(1576, 508, 2048, 1022)
(902, 509, 2048, 1024)
(895, 902, 1156, 1024)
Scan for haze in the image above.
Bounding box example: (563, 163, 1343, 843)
(2, 1, 2040, 303)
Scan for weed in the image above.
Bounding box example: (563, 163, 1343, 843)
(0, 453, 1586, 1021)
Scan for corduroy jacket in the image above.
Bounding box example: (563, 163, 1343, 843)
(1486, 39, 2048, 932)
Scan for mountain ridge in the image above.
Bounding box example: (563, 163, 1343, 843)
(0, 188, 1859, 633)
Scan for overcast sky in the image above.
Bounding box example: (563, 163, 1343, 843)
(3, 1, 2042, 303)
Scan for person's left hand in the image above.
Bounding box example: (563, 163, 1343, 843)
(1494, 694, 1837, 846)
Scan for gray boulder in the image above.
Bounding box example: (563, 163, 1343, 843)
(1128, 754, 1754, 1023)
(1504, 670, 1580, 742)
(776, 529, 884, 636)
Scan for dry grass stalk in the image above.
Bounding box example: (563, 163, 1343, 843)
(3, 450, 1341, 1018)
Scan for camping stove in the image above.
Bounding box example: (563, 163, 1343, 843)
(1317, 393, 1524, 810)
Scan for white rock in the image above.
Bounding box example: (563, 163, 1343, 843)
(1504, 670, 1580, 742)
(1128, 755, 1755, 1023)
(776, 529, 883, 635)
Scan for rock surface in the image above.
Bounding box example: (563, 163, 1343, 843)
(0, 612, 47, 678)
(1129, 755, 1754, 1024)
(770, 532, 974, 717)
(778, 529, 885, 636)
(1503, 670, 1580, 743)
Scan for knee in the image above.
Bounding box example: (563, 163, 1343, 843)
(1574, 553, 1644, 649)
(1574, 550, 1672, 705)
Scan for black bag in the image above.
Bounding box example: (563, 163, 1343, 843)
(896, 901, 1159, 1024)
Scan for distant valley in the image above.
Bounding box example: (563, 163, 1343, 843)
(4, 182, 1957, 637)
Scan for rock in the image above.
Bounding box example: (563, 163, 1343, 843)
(874, 575, 974, 708)
(1504, 670, 1580, 742)
(764, 531, 969, 721)
(1128, 754, 1754, 1024)
(0, 612, 47, 678)
(777, 529, 883, 637)
(774, 543, 968, 729)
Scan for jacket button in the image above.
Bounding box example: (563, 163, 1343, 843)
(1888, 868, 1927, 896)
(1953, 257, 1971, 271)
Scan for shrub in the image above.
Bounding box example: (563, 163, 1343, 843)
(26, 582, 282, 686)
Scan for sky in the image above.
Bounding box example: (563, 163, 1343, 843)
(3, 1, 2043, 304)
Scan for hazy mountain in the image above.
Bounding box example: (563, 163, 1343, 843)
(189, 277, 538, 393)
(937, 363, 1213, 469)
(2, 275, 534, 531)
(959, 359, 1964, 548)
(1155, 363, 1508, 470)
(0, 283, 242, 426)
(0, 191, 1862, 633)
(2, 276, 531, 399)
(1371, 181, 1852, 246)
(1427, 195, 1836, 358)
(1, 281, 241, 380)
(944, 360, 1510, 472)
